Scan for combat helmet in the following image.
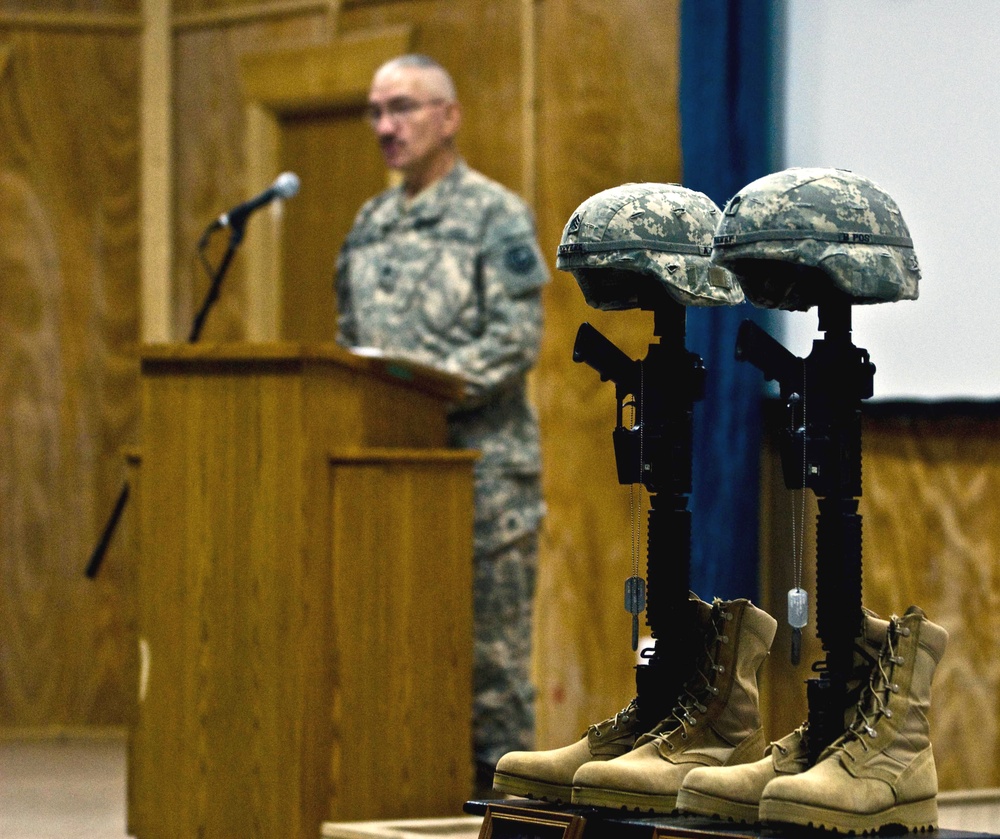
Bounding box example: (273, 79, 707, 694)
(712, 167, 920, 311)
(556, 182, 743, 309)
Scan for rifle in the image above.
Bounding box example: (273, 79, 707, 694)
(736, 300, 874, 764)
(572, 294, 706, 732)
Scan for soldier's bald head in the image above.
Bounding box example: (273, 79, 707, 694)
(373, 55, 458, 103)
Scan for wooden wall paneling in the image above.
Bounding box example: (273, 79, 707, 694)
(243, 99, 284, 339)
(0, 26, 141, 730)
(0, 10, 141, 32)
(140, 0, 173, 342)
(531, 0, 684, 749)
(172, 7, 336, 343)
(238, 24, 410, 111)
(518, 0, 536, 200)
(238, 25, 413, 341)
(172, 0, 339, 31)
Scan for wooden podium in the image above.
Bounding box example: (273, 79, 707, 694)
(128, 343, 477, 839)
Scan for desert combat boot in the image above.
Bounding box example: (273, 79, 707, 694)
(493, 596, 714, 802)
(676, 609, 890, 824)
(571, 598, 777, 813)
(759, 606, 948, 834)
(492, 700, 640, 802)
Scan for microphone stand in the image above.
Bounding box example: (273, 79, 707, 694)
(189, 219, 246, 342)
(84, 217, 248, 578)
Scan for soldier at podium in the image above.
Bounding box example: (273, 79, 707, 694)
(335, 54, 549, 796)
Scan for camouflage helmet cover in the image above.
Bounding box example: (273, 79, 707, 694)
(712, 167, 920, 310)
(556, 182, 743, 310)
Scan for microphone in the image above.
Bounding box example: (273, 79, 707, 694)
(214, 171, 300, 230)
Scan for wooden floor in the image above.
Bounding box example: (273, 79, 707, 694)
(0, 734, 130, 839)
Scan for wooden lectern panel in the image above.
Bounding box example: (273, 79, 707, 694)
(130, 344, 475, 839)
(328, 450, 476, 820)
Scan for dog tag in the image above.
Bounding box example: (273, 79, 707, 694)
(625, 575, 646, 651)
(788, 587, 808, 666)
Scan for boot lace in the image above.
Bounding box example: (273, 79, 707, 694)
(769, 723, 809, 761)
(589, 698, 637, 737)
(829, 614, 909, 761)
(657, 599, 732, 750)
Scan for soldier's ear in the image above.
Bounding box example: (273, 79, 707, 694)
(442, 100, 462, 139)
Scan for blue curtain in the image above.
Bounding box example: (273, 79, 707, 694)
(680, 0, 778, 601)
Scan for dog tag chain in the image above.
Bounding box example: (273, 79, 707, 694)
(625, 367, 646, 651)
(788, 368, 808, 665)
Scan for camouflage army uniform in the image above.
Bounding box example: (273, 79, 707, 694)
(336, 159, 548, 776)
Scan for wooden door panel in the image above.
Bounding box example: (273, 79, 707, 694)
(280, 108, 386, 342)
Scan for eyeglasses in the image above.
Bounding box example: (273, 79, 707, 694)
(365, 97, 445, 127)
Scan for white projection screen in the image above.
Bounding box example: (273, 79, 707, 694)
(777, 0, 1000, 400)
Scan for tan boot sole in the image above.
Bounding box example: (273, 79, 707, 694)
(572, 784, 677, 814)
(676, 787, 760, 824)
(760, 796, 939, 834)
(492, 770, 572, 803)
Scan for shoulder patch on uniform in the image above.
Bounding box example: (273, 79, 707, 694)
(504, 244, 538, 275)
